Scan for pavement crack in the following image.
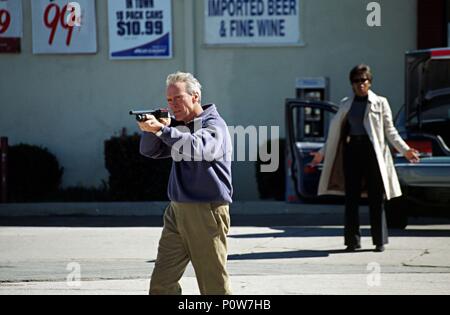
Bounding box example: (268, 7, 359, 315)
(401, 264, 450, 269)
(401, 249, 450, 269)
(403, 249, 430, 266)
(245, 235, 279, 253)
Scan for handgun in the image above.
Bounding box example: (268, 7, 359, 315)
(129, 109, 170, 122)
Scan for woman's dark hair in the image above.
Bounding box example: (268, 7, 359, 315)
(349, 64, 373, 83)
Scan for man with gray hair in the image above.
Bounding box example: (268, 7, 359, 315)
(138, 71, 233, 295)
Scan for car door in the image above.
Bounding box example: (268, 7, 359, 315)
(285, 99, 339, 200)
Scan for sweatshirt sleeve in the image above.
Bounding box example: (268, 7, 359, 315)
(159, 121, 229, 161)
(140, 132, 172, 159)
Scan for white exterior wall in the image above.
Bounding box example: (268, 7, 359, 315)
(0, 0, 417, 200)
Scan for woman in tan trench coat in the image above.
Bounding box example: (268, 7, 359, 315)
(311, 65, 420, 252)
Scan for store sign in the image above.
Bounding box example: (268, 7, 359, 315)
(32, 0, 97, 54)
(0, 0, 23, 53)
(108, 0, 173, 59)
(204, 0, 301, 46)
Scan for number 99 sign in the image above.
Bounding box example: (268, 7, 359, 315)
(0, 9, 11, 34)
(32, 0, 97, 54)
(44, 3, 78, 46)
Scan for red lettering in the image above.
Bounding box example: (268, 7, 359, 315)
(0, 9, 11, 34)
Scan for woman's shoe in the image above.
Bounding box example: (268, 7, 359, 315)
(345, 245, 361, 252)
(374, 245, 385, 252)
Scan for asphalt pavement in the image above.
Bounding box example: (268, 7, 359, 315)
(1, 205, 450, 295)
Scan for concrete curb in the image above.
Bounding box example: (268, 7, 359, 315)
(0, 202, 345, 217)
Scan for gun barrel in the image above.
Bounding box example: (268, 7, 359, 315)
(129, 110, 154, 115)
(129, 109, 170, 122)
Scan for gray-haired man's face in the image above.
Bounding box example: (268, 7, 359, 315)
(166, 82, 199, 122)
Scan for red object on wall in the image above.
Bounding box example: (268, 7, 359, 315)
(0, 38, 21, 53)
(0, 137, 8, 203)
(418, 0, 447, 49)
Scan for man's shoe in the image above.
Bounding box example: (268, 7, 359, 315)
(345, 245, 361, 252)
(374, 245, 385, 252)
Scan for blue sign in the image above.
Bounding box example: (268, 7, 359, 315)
(108, 0, 172, 59)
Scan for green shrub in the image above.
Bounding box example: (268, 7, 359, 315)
(104, 130, 172, 201)
(8, 144, 63, 202)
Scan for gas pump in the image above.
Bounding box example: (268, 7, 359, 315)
(285, 77, 334, 202)
(295, 77, 330, 141)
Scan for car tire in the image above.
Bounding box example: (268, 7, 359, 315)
(385, 197, 409, 229)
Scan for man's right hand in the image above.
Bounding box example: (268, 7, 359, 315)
(159, 117, 171, 127)
(309, 151, 324, 167)
(138, 115, 171, 133)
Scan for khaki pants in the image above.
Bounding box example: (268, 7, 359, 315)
(149, 202, 232, 295)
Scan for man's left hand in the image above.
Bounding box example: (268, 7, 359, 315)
(138, 115, 165, 134)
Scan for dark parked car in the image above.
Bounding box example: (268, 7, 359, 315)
(386, 48, 450, 228)
(286, 48, 450, 228)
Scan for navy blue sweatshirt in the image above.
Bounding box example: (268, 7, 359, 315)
(140, 104, 233, 203)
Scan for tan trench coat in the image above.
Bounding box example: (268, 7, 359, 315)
(318, 90, 411, 201)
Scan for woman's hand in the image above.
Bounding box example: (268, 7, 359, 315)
(405, 148, 420, 164)
(309, 151, 324, 167)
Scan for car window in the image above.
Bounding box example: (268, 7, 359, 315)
(426, 60, 450, 92)
(407, 58, 450, 123)
(420, 103, 450, 122)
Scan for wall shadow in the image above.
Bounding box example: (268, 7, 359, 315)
(228, 248, 375, 260)
(1, 214, 449, 232)
(229, 226, 450, 239)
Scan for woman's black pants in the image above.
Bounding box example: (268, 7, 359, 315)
(343, 135, 388, 247)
